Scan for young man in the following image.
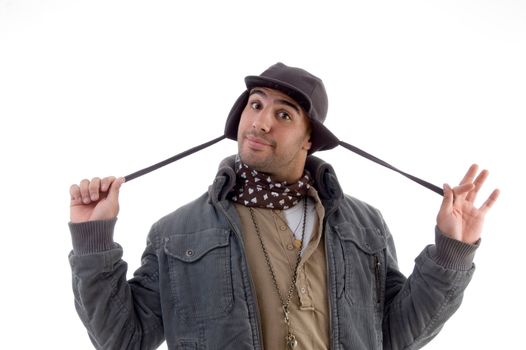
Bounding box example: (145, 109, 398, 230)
(68, 63, 499, 349)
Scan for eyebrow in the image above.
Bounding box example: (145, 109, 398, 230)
(249, 88, 301, 114)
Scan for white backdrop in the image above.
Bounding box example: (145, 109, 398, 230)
(1, 1, 524, 349)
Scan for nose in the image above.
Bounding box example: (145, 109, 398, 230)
(252, 108, 273, 133)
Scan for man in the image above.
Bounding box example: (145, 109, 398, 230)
(68, 62, 499, 349)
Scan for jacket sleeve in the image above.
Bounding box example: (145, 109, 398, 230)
(68, 219, 165, 350)
(381, 221, 478, 350)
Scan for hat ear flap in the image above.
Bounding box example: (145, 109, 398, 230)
(225, 91, 249, 141)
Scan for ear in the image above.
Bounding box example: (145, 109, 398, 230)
(302, 134, 312, 151)
(301, 115, 313, 151)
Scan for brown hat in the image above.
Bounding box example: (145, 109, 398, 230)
(224, 62, 340, 153)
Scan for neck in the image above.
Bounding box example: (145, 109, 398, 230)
(230, 160, 312, 210)
(254, 161, 307, 184)
(267, 171, 304, 184)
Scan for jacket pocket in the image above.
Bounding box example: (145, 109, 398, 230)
(164, 228, 233, 320)
(334, 222, 386, 308)
(175, 339, 198, 349)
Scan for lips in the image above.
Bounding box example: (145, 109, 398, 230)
(244, 134, 274, 150)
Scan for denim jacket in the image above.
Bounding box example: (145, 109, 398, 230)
(69, 155, 477, 350)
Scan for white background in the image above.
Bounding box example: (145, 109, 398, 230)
(1, 1, 524, 348)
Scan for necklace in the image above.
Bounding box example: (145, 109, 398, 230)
(285, 199, 308, 248)
(248, 199, 308, 350)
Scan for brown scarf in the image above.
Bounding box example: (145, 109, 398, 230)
(230, 160, 312, 210)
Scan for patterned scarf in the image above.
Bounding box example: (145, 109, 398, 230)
(230, 160, 312, 210)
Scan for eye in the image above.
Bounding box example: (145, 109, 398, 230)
(277, 111, 292, 121)
(250, 101, 262, 110)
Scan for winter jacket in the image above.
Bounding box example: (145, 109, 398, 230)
(69, 155, 477, 349)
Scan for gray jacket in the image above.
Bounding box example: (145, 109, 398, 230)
(69, 155, 478, 350)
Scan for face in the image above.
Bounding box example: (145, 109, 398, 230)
(237, 87, 312, 183)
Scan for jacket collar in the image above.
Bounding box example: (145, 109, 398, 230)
(210, 155, 344, 205)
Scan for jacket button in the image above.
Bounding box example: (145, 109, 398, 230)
(185, 249, 194, 257)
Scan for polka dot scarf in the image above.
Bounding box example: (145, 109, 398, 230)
(230, 161, 312, 210)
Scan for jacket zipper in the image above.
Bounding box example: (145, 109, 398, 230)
(323, 205, 338, 349)
(218, 200, 265, 349)
(373, 254, 381, 304)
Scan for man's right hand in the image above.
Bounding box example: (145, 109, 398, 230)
(69, 176, 125, 223)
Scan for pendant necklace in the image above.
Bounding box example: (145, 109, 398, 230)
(248, 198, 307, 349)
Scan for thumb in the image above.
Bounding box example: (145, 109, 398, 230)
(107, 177, 125, 202)
(440, 183, 454, 211)
(437, 183, 454, 231)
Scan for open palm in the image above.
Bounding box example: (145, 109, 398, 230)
(437, 164, 499, 244)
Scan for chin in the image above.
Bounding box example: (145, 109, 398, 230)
(239, 152, 270, 172)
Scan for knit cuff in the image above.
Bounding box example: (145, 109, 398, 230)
(432, 226, 480, 270)
(69, 219, 117, 255)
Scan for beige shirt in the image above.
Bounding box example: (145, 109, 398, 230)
(235, 187, 329, 349)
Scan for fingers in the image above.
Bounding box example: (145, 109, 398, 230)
(465, 168, 489, 203)
(440, 183, 455, 211)
(88, 177, 102, 201)
(459, 164, 479, 186)
(70, 176, 120, 205)
(101, 176, 116, 192)
(453, 164, 499, 214)
(479, 188, 500, 215)
(453, 183, 475, 196)
(79, 179, 91, 204)
(439, 181, 475, 207)
(107, 177, 125, 202)
(69, 184, 82, 205)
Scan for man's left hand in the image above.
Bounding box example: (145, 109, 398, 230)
(437, 164, 500, 244)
